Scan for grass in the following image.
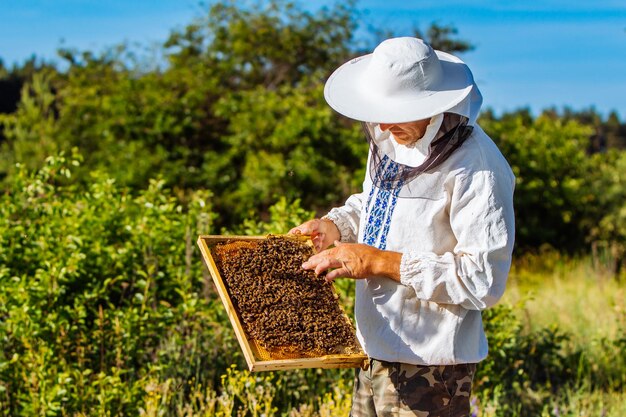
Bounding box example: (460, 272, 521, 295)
(474, 388, 626, 417)
(483, 250, 626, 416)
(504, 250, 625, 343)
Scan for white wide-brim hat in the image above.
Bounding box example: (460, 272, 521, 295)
(324, 37, 476, 123)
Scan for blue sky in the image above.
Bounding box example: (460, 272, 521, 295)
(1, 0, 625, 118)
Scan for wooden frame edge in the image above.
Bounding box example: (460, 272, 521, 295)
(196, 235, 258, 371)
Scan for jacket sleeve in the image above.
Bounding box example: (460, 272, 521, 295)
(399, 169, 515, 310)
(323, 192, 365, 243)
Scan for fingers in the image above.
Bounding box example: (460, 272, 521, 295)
(288, 225, 310, 235)
(314, 258, 336, 276)
(312, 236, 323, 253)
(288, 219, 319, 237)
(302, 256, 341, 275)
(302, 248, 355, 280)
(325, 267, 350, 282)
(289, 226, 323, 251)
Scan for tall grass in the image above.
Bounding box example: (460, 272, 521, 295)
(475, 388, 626, 417)
(505, 248, 625, 342)
(476, 249, 626, 416)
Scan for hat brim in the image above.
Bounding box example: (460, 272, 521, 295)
(324, 50, 474, 123)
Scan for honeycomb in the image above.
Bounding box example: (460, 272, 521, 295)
(212, 235, 361, 359)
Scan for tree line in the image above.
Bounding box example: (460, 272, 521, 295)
(0, 0, 625, 273)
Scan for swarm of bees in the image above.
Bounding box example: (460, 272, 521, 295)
(213, 235, 360, 357)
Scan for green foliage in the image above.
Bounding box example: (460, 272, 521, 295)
(212, 82, 366, 222)
(477, 300, 625, 416)
(0, 154, 358, 416)
(0, 0, 368, 229)
(481, 113, 596, 251)
(421, 23, 475, 53)
(0, 153, 233, 415)
(479, 303, 572, 414)
(0, 154, 624, 415)
(168, 0, 357, 89)
(0, 73, 60, 177)
(478, 109, 626, 271)
(587, 150, 626, 275)
(228, 197, 316, 235)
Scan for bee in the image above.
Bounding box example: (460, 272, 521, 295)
(214, 236, 359, 356)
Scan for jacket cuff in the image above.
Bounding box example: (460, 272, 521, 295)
(323, 209, 357, 243)
(399, 251, 424, 289)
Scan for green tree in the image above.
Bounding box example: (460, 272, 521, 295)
(0, 152, 353, 415)
(165, 0, 357, 89)
(0, 73, 60, 178)
(0, 152, 225, 414)
(0, 56, 58, 117)
(367, 22, 474, 54)
(210, 80, 366, 224)
(588, 150, 626, 277)
(421, 23, 474, 53)
(0, 0, 367, 229)
(605, 110, 626, 149)
(481, 112, 595, 251)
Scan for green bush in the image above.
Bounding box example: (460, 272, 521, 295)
(0, 152, 236, 415)
(480, 113, 596, 251)
(0, 153, 357, 416)
(476, 300, 625, 416)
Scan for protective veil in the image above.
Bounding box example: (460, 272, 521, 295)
(362, 84, 483, 196)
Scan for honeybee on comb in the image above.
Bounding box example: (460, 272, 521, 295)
(213, 235, 360, 358)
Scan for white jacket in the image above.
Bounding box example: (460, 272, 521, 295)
(325, 118, 515, 365)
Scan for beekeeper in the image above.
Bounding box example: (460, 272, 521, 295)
(290, 37, 515, 417)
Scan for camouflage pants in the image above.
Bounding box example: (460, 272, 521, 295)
(350, 359, 476, 417)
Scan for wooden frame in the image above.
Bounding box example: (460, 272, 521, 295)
(197, 235, 368, 372)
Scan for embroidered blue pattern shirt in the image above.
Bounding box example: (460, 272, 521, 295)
(363, 155, 404, 250)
